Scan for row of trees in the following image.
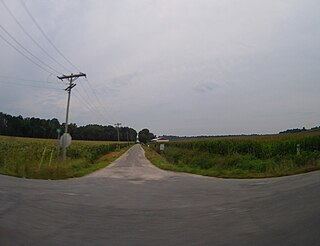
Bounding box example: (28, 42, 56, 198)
(0, 112, 137, 141)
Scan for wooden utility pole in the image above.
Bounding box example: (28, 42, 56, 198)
(115, 123, 121, 149)
(127, 130, 129, 145)
(57, 72, 86, 162)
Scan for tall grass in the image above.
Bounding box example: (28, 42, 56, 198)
(0, 136, 130, 179)
(149, 131, 320, 178)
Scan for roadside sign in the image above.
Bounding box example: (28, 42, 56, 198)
(60, 133, 72, 148)
(160, 144, 165, 151)
(56, 128, 61, 134)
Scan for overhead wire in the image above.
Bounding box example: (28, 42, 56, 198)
(0, 75, 58, 84)
(73, 88, 111, 123)
(77, 79, 116, 123)
(20, 0, 81, 72)
(72, 92, 95, 114)
(0, 24, 62, 75)
(74, 88, 109, 122)
(0, 1, 118, 125)
(83, 77, 117, 122)
(73, 91, 104, 119)
(0, 31, 53, 75)
(0, 0, 72, 74)
(15, 1, 111, 121)
(0, 80, 64, 90)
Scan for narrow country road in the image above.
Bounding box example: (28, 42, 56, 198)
(1, 144, 319, 245)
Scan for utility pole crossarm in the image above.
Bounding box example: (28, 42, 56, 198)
(57, 72, 86, 80)
(65, 83, 76, 91)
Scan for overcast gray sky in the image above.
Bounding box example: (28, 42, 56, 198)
(0, 0, 319, 136)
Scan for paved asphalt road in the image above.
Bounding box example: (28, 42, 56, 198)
(1, 144, 320, 246)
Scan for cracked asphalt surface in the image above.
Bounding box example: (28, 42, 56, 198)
(1, 144, 320, 245)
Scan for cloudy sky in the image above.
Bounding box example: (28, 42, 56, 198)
(0, 0, 319, 136)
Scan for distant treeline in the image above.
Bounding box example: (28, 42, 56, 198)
(160, 134, 260, 141)
(0, 112, 137, 141)
(279, 127, 320, 134)
(162, 127, 320, 141)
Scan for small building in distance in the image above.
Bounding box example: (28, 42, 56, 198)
(151, 137, 169, 143)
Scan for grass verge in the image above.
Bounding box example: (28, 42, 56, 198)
(71, 146, 130, 178)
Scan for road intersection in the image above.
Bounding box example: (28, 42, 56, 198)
(1, 144, 319, 245)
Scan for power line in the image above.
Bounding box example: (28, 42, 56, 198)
(2, 1, 119, 129)
(0, 24, 62, 74)
(79, 84, 114, 124)
(20, 0, 81, 72)
(72, 92, 96, 113)
(0, 0, 72, 74)
(84, 77, 117, 122)
(0, 80, 63, 90)
(0, 30, 53, 74)
(73, 91, 110, 122)
(77, 79, 116, 123)
(74, 87, 113, 124)
(0, 75, 58, 84)
(79, 86, 111, 121)
(73, 88, 111, 123)
(6, 1, 115, 124)
(73, 77, 117, 123)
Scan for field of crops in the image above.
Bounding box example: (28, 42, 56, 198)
(0, 135, 130, 179)
(149, 130, 320, 178)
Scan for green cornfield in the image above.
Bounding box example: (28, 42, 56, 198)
(150, 130, 320, 178)
(0, 135, 129, 179)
